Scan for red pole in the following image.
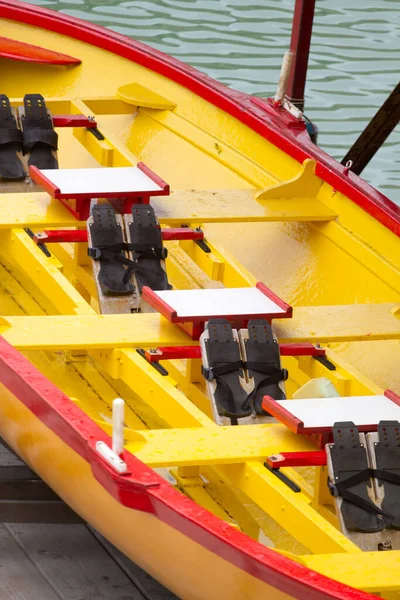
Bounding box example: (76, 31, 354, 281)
(285, 0, 316, 111)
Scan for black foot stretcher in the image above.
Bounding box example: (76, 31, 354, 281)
(327, 420, 400, 550)
(124, 204, 170, 293)
(239, 319, 287, 415)
(87, 204, 139, 314)
(19, 94, 58, 170)
(0, 95, 25, 181)
(200, 319, 250, 424)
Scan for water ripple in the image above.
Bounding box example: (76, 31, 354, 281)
(27, 0, 400, 202)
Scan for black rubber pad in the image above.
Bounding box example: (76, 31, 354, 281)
(90, 204, 134, 296)
(21, 94, 58, 170)
(204, 319, 249, 418)
(0, 95, 25, 181)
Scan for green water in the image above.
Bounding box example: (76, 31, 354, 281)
(28, 0, 399, 203)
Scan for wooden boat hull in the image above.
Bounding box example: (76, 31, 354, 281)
(0, 337, 368, 600)
(0, 2, 399, 599)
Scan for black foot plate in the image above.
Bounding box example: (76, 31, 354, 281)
(20, 94, 58, 170)
(242, 319, 286, 415)
(329, 421, 385, 533)
(128, 204, 170, 292)
(375, 420, 400, 529)
(0, 95, 25, 181)
(90, 204, 134, 296)
(203, 319, 249, 419)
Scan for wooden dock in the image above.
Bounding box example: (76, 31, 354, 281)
(0, 443, 178, 600)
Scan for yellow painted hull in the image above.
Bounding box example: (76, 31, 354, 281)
(0, 1, 399, 599)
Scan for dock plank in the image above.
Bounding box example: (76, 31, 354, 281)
(0, 524, 60, 600)
(5, 523, 148, 600)
(90, 528, 179, 600)
(0, 444, 176, 600)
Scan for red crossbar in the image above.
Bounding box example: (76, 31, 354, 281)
(145, 347, 201, 362)
(279, 343, 325, 357)
(33, 230, 87, 244)
(33, 228, 204, 245)
(265, 451, 326, 469)
(144, 343, 325, 363)
(161, 228, 204, 241)
(52, 115, 97, 128)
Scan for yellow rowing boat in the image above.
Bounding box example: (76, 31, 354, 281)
(0, 1, 399, 598)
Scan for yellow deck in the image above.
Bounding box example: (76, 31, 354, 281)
(0, 5, 399, 600)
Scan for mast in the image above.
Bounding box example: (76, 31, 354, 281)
(285, 0, 316, 112)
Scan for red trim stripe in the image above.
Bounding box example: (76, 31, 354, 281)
(1, 1, 399, 237)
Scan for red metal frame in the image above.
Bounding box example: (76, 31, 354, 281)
(32, 227, 203, 245)
(161, 228, 204, 241)
(52, 115, 97, 128)
(142, 283, 293, 325)
(0, 35, 81, 64)
(256, 281, 293, 316)
(144, 342, 325, 363)
(29, 162, 169, 202)
(286, 0, 316, 110)
(1, 1, 398, 238)
(384, 389, 400, 406)
(33, 230, 87, 244)
(265, 451, 327, 470)
(262, 392, 400, 435)
(0, 336, 374, 600)
(29, 161, 170, 220)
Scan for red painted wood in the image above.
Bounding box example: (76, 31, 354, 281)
(144, 343, 324, 362)
(141, 286, 178, 321)
(145, 346, 201, 362)
(256, 281, 293, 317)
(52, 114, 97, 128)
(0, 35, 80, 64)
(279, 343, 325, 357)
(286, 0, 316, 110)
(32, 227, 202, 244)
(265, 450, 326, 469)
(141, 288, 292, 324)
(137, 161, 170, 195)
(384, 389, 400, 406)
(29, 165, 60, 197)
(161, 228, 204, 241)
(263, 395, 383, 435)
(262, 395, 304, 433)
(29, 164, 169, 202)
(34, 230, 88, 244)
(1, 2, 398, 238)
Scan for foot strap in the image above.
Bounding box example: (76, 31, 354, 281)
(0, 95, 25, 181)
(202, 319, 249, 419)
(20, 94, 58, 169)
(89, 205, 134, 296)
(127, 205, 170, 292)
(241, 320, 287, 415)
(375, 420, 400, 529)
(328, 422, 386, 533)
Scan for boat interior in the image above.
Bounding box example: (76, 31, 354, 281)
(0, 14, 400, 597)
